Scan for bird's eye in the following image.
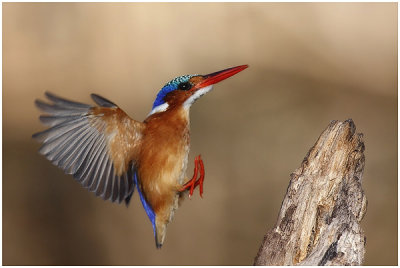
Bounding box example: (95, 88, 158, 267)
(178, 82, 192, 91)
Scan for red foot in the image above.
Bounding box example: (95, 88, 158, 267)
(179, 155, 205, 198)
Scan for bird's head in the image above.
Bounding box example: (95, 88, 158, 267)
(149, 65, 248, 115)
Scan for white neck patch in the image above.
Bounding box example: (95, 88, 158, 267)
(148, 85, 214, 115)
(148, 102, 169, 116)
(183, 85, 214, 110)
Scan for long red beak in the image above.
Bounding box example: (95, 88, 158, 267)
(196, 65, 248, 88)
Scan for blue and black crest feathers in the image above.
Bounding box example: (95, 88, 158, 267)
(152, 74, 197, 109)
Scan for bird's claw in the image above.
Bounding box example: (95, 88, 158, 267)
(179, 155, 205, 198)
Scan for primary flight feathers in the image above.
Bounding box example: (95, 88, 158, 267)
(33, 92, 142, 204)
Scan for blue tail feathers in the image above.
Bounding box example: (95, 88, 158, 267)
(134, 172, 157, 238)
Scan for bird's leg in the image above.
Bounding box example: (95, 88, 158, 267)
(194, 156, 205, 197)
(181, 155, 199, 197)
(179, 155, 205, 198)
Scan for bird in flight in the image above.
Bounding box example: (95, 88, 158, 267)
(33, 64, 248, 248)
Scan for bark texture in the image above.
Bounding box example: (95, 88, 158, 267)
(254, 119, 367, 266)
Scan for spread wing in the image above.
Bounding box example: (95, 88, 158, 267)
(33, 92, 145, 204)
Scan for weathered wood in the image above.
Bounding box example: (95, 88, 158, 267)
(254, 119, 367, 266)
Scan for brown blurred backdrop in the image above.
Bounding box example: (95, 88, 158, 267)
(3, 3, 397, 265)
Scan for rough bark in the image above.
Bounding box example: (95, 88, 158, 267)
(254, 119, 367, 266)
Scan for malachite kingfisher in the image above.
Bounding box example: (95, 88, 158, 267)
(33, 64, 248, 248)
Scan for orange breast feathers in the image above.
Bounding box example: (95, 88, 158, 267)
(138, 106, 190, 214)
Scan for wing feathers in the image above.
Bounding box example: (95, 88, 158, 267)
(33, 92, 145, 204)
(111, 175, 119, 202)
(35, 99, 89, 115)
(69, 129, 99, 176)
(102, 170, 114, 200)
(94, 158, 111, 194)
(39, 115, 84, 127)
(45, 92, 91, 108)
(33, 117, 88, 143)
(119, 173, 128, 203)
(39, 123, 90, 156)
(79, 134, 107, 187)
(57, 127, 95, 172)
(85, 140, 108, 190)
(91, 93, 118, 108)
(90, 149, 109, 192)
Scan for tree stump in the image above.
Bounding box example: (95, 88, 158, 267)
(254, 119, 367, 266)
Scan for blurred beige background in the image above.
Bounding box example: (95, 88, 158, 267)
(3, 2, 397, 265)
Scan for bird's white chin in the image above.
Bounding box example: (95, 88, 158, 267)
(183, 85, 214, 110)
